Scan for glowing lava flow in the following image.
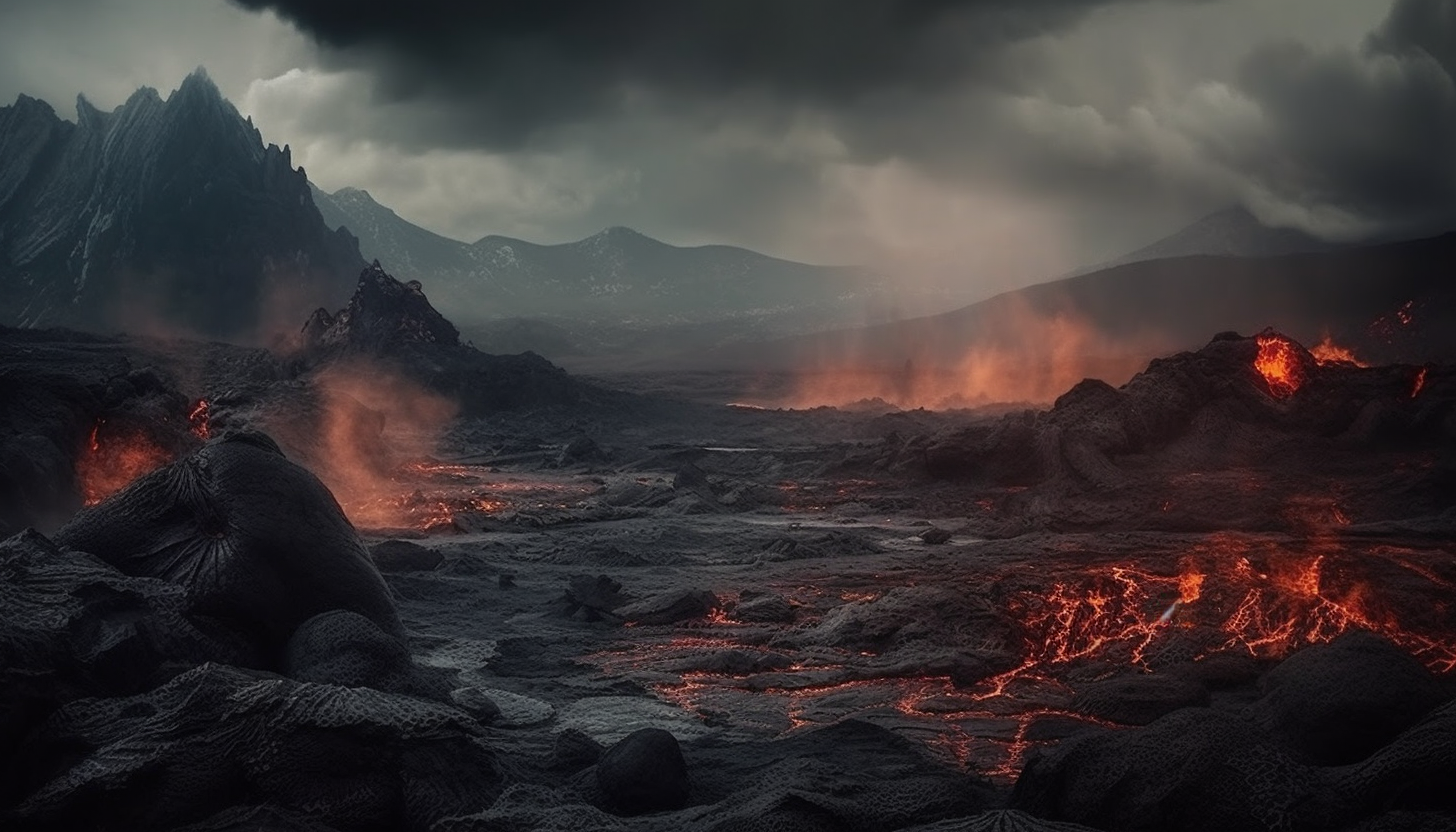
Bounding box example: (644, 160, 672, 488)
(582, 539, 1456, 780)
(1254, 334, 1305, 397)
(1412, 367, 1428, 398)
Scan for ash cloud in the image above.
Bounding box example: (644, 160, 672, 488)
(228, 0, 1177, 147)
(1220, 0, 1456, 238)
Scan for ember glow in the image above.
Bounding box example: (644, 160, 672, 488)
(1254, 334, 1305, 398)
(188, 399, 211, 440)
(766, 302, 1170, 410)
(1412, 367, 1428, 398)
(584, 537, 1456, 779)
(341, 463, 599, 532)
(1307, 335, 1366, 367)
(76, 420, 174, 506)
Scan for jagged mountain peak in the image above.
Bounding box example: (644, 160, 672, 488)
(74, 94, 105, 128)
(303, 261, 460, 352)
(0, 74, 365, 338)
(123, 85, 163, 108)
(9, 93, 57, 117)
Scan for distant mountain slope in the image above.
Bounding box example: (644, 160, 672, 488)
(1071, 207, 1337, 277)
(716, 230, 1456, 374)
(310, 184, 895, 328)
(0, 70, 362, 339)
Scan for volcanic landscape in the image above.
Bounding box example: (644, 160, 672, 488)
(3, 257, 1455, 832)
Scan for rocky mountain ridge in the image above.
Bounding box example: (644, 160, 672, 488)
(0, 69, 363, 340)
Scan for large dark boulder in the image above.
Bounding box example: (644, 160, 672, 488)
(1069, 673, 1210, 726)
(284, 610, 447, 699)
(1248, 631, 1450, 765)
(1332, 698, 1456, 823)
(0, 528, 246, 801)
(1012, 708, 1315, 832)
(596, 728, 691, 816)
(54, 431, 402, 660)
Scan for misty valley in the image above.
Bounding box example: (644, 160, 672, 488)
(4, 22, 1456, 832)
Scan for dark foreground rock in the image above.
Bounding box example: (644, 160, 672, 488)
(11, 663, 501, 832)
(596, 728, 691, 816)
(369, 540, 445, 573)
(618, 589, 719, 625)
(1069, 673, 1210, 726)
(55, 431, 403, 655)
(1014, 633, 1456, 832)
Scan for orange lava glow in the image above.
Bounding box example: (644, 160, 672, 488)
(1254, 334, 1304, 398)
(188, 399, 211, 440)
(1308, 335, 1367, 367)
(583, 537, 1456, 780)
(1412, 367, 1428, 398)
(759, 302, 1170, 410)
(76, 420, 175, 505)
(340, 464, 598, 532)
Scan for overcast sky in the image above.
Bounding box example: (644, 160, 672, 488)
(3, 0, 1451, 295)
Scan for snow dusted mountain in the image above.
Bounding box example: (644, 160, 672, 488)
(310, 184, 890, 328)
(0, 70, 362, 339)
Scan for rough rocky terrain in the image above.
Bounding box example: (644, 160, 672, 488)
(2, 267, 1454, 831)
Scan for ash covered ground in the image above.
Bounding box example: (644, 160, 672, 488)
(3, 267, 1455, 832)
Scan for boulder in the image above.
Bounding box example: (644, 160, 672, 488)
(55, 431, 403, 659)
(596, 728, 690, 815)
(1248, 631, 1449, 764)
(1069, 673, 1210, 726)
(734, 592, 797, 624)
(618, 589, 718, 625)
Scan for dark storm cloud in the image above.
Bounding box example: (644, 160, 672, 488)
(1223, 0, 1456, 235)
(229, 0, 1198, 147)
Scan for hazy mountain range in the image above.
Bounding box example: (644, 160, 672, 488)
(2, 69, 1450, 378)
(310, 183, 894, 329)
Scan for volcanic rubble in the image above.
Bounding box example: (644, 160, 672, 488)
(2, 274, 1455, 830)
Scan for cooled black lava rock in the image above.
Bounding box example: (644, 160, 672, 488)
(618, 588, 718, 625)
(929, 810, 1104, 831)
(596, 728, 690, 815)
(549, 728, 604, 771)
(919, 527, 953, 544)
(369, 539, 445, 573)
(283, 609, 447, 699)
(54, 431, 403, 660)
(1069, 673, 1210, 726)
(560, 574, 630, 621)
(1012, 708, 1301, 831)
(11, 662, 501, 831)
(1248, 630, 1449, 764)
(733, 592, 796, 624)
(558, 435, 603, 464)
(0, 528, 246, 790)
(449, 687, 503, 724)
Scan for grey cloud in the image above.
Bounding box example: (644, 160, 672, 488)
(1219, 0, 1456, 237)
(228, 0, 1214, 149)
